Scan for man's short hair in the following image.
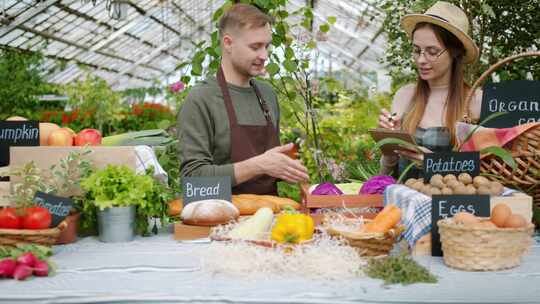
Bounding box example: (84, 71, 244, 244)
(218, 4, 273, 38)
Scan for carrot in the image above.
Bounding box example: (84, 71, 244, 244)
(363, 206, 401, 233)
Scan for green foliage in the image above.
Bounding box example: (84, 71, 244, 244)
(364, 253, 438, 285)
(81, 165, 153, 210)
(0, 48, 59, 119)
(63, 75, 123, 135)
(381, 0, 540, 87)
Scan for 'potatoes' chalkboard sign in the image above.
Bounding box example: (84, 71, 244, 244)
(33, 191, 73, 227)
(0, 121, 40, 167)
(431, 194, 490, 256)
(423, 151, 480, 182)
(480, 80, 540, 128)
(182, 176, 231, 205)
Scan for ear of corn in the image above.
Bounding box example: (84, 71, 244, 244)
(101, 129, 175, 146)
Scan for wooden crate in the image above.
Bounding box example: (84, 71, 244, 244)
(173, 223, 212, 240)
(299, 183, 384, 225)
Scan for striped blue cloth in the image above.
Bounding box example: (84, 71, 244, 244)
(383, 184, 516, 248)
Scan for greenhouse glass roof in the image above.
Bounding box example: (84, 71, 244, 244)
(0, 0, 387, 89)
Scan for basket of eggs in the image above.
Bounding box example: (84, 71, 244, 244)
(437, 204, 534, 271)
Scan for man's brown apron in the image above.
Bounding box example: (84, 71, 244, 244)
(216, 66, 279, 195)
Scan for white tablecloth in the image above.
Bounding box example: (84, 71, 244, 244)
(1, 234, 540, 304)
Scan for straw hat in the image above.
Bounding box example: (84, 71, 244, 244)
(401, 1, 479, 63)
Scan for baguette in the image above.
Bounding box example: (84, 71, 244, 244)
(231, 194, 279, 215)
(259, 195, 301, 210)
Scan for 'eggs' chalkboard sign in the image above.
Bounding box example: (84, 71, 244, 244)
(33, 191, 74, 227)
(0, 121, 40, 167)
(480, 80, 540, 128)
(182, 176, 231, 205)
(423, 151, 480, 182)
(431, 194, 490, 256)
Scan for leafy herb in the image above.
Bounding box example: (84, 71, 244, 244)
(0, 244, 52, 260)
(364, 254, 437, 285)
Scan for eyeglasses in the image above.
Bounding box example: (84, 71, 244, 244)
(412, 47, 447, 62)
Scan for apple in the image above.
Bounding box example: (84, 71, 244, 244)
(74, 129, 102, 146)
(61, 127, 76, 136)
(39, 122, 60, 146)
(47, 128, 73, 146)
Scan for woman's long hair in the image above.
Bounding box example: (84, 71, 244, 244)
(401, 22, 469, 146)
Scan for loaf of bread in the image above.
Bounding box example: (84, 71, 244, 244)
(181, 199, 239, 226)
(260, 195, 301, 210)
(231, 194, 279, 215)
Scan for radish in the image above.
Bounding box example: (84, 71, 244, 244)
(16, 252, 37, 267)
(0, 258, 16, 278)
(33, 260, 49, 277)
(13, 264, 32, 280)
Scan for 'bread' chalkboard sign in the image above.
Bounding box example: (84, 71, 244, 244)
(431, 194, 490, 256)
(423, 151, 480, 183)
(480, 80, 540, 128)
(182, 176, 231, 205)
(0, 121, 40, 168)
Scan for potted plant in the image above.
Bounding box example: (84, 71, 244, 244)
(80, 164, 154, 242)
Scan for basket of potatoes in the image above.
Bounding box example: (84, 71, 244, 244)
(404, 173, 504, 196)
(437, 206, 534, 271)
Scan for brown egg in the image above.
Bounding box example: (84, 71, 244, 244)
(504, 214, 527, 228)
(477, 221, 497, 228)
(491, 204, 512, 228)
(453, 212, 480, 226)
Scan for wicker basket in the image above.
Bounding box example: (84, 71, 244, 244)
(463, 51, 540, 210)
(0, 221, 68, 247)
(325, 219, 404, 256)
(437, 218, 534, 271)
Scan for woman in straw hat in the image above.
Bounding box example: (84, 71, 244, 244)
(378, 1, 482, 177)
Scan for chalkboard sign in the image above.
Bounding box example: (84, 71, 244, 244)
(423, 151, 480, 182)
(480, 80, 540, 128)
(431, 194, 490, 256)
(182, 176, 231, 205)
(33, 191, 73, 227)
(0, 121, 40, 167)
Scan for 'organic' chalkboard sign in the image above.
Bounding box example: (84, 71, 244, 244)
(182, 176, 231, 205)
(480, 80, 540, 128)
(431, 194, 490, 256)
(0, 121, 40, 167)
(33, 191, 73, 227)
(423, 151, 480, 182)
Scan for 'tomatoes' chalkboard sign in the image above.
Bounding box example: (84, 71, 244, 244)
(33, 191, 73, 228)
(182, 176, 231, 205)
(423, 151, 480, 182)
(431, 194, 490, 256)
(480, 80, 540, 128)
(0, 121, 40, 167)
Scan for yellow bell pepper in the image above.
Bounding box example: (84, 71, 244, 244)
(271, 213, 314, 244)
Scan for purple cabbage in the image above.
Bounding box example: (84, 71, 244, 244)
(311, 182, 343, 195)
(359, 175, 396, 194)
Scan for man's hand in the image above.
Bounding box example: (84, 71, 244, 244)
(255, 143, 309, 183)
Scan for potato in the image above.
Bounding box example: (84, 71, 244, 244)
(465, 184, 477, 195)
(454, 185, 469, 194)
(458, 173, 473, 184)
(420, 184, 432, 195)
(473, 176, 490, 188)
(405, 178, 417, 187)
(430, 187, 442, 195)
(441, 187, 453, 195)
(443, 174, 457, 183)
(411, 181, 424, 191)
(490, 181, 504, 196)
(476, 186, 492, 195)
(430, 174, 443, 184)
(448, 180, 464, 190)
